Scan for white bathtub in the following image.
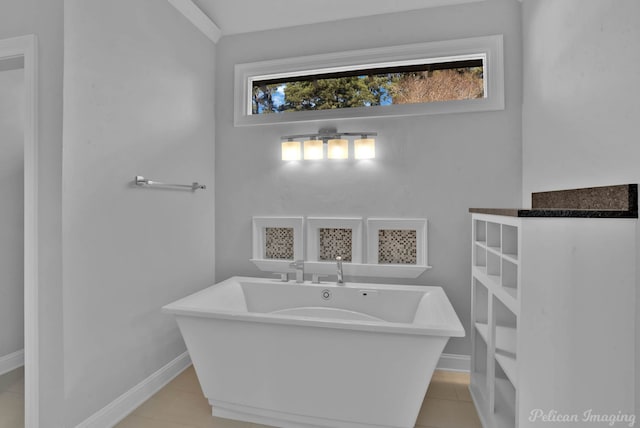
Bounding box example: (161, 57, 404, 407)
(163, 276, 464, 428)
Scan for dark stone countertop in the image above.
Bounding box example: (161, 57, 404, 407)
(470, 184, 638, 218)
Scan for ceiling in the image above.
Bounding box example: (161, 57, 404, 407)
(192, 0, 483, 36)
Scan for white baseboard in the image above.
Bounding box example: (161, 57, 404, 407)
(436, 353, 470, 372)
(0, 349, 24, 376)
(75, 351, 191, 428)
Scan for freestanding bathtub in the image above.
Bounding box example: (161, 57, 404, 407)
(163, 276, 464, 428)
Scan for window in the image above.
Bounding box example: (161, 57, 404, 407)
(252, 58, 484, 115)
(234, 35, 504, 126)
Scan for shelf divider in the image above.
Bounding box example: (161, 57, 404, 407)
(495, 353, 517, 387)
(472, 267, 518, 315)
(502, 252, 518, 263)
(475, 323, 516, 356)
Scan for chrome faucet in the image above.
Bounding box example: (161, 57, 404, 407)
(336, 256, 344, 285)
(289, 260, 304, 283)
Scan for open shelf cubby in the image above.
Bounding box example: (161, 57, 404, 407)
(472, 278, 489, 325)
(474, 219, 486, 243)
(474, 243, 487, 268)
(486, 221, 501, 251)
(494, 373, 516, 428)
(501, 258, 518, 298)
(501, 224, 518, 260)
(486, 251, 501, 278)
(493, 296, 517, 387)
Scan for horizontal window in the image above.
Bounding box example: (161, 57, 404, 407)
(251, 58, 484, 114)
(235, 35, 503, 126)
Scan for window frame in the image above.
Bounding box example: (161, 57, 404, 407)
(234, 35, 504, 127)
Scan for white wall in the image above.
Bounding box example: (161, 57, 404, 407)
(215, 0, 522, 357)
(521, 0, 640, 416)
(522, 0, 640, 199)
(62, 0, 215, 425)
(0, 68, 24, 360)
(0, 1, 65, 425)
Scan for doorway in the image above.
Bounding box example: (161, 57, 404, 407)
(0, 35, 38, 428)
(0, 54, 25, 428)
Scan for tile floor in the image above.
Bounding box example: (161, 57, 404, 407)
(0, 366, 481, 428)
(0, 367, 25, 428)
(116, 367, 482, 428)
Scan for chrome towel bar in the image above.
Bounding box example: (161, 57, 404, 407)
(134, 176, 206, 191)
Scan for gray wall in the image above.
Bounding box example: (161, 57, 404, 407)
(522, 0, 640, 199)
(521, 0, 640, 415)
(62, 0, 216, 425)
(215, 0, 522, 356)
(0, 0, 65, 425)
(0, 68, 24, 360)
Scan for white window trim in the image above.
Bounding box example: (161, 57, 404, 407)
(234, 35, 504, 127)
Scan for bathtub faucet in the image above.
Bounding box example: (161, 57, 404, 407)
(289, 260, 305, 283)
(336, 256, 344, 285)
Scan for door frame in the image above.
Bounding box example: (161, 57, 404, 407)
(0, 34, 39, 428)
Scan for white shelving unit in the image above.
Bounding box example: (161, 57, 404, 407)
(469, 213, 636, 428)
(470, 214, 520, 428)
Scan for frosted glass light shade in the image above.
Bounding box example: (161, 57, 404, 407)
(303, 139, 324, 160)
(354, 138, 376, 159)
(281, 141, 301, 161)
(327, 139, 348, 159)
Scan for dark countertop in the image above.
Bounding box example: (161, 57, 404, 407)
(470, 184, 638, 218)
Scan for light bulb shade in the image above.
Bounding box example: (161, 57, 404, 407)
(281, 141, 301, 161)
(303, 139, 324, 160)
(327, 139, 349, 159)
(354, 138, 376, 159)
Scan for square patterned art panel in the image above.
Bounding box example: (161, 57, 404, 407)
(319, 228, 353, 262)
(378, 229, 417, 264)
(265, 227, 294, 260)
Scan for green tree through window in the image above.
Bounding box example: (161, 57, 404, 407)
(251, 60, 484, 115)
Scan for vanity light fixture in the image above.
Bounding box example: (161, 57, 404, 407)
(303, 139, 324, 160)
(281, 129, 377, 161)
(327, 138, 349, 159)
(354, 137, 376, 160)
(281, 140, 301, 161)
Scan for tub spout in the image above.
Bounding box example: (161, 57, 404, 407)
(289, 260, 304, 283)
(336, 256, 344, 285)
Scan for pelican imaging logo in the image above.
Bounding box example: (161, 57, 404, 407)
(529, 409, 636, 426)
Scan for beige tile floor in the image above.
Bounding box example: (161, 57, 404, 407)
(0, 367, 25, 428)
(117, 367, 481, 428)
(0, 366, 481, 428)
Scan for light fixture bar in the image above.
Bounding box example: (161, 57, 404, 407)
(281, 129, 377, 161)
(281, 131, 377, 140)
(340, 132, 378, 137)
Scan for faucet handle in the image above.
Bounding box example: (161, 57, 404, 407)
(274, 272, 288, 282)
(289, 260, 304, 269)
(311, 274, 327, 284)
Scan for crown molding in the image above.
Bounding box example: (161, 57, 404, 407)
(167, 0, 222, 44)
